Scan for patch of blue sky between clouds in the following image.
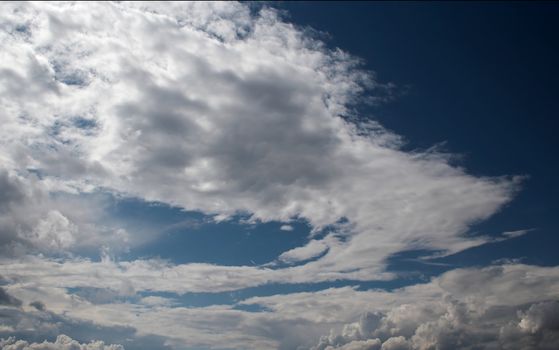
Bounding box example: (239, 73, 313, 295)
(111, 196, 313, 266)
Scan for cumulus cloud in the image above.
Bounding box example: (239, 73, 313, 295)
(0, 334, 123, 350)
(307, 265, 559, 350)
(29, 301, 46, 311)
(280, 224, 294, 231)
(0, 1, 522, 281)
(0, 169, 129, 256)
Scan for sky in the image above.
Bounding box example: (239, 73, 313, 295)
(0, 2, 558, 350)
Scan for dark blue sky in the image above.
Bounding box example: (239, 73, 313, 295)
(280, 1, 559, 267)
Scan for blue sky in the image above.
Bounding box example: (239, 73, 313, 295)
(0, 2, 558, 350)
(281, 1, 559, 265)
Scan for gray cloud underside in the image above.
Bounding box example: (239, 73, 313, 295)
(0, 293, 169, 350)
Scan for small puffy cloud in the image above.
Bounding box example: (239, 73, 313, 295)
(28, 210, 77, 251)
(0, 304, 171, 350)
(0, 334, 124, 350)
(280, 224, 294, 231)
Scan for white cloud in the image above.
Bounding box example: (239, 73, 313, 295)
(2, 263, 558, 350)
(518, 301, 559, 334)
(3, 254, 559, 299)
(0, 170, 129, 256)
(0, 287, 21, 307)
(280, 224, 294, 231)
(279, 239, 329, 263)
(0, 1, 522, 282)
(0, 334, 124, 350)
(306, 264, 559, 350)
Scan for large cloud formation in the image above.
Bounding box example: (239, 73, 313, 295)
(0, 2, 550, 350)
(0, 1, 519, 280)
